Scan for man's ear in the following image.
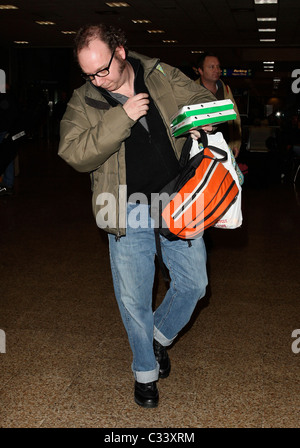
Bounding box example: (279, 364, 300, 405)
(115, 46, 126, 60)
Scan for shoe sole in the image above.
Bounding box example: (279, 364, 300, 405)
(134, 397, 159, 408)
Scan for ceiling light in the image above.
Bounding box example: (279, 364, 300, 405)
(263, 61, 274, 64)
(191, 50, 204, 54)
(260, 38, 275, 42)
(106, 2, 130, 6)
(147, 29, 165, 34)
(35, 21, 55, 25)
(0, 4, 18, 9)
(61, 30, 76, 34)
(257, 17, 277, 21)
(258, 28, 276, 32)
(163, 40, 178, 43)
(132, 19, 151, 24)
(255, 0, 278, 4)
(14, 41, 29, 44)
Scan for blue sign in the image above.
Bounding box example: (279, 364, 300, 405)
(222, 69, 252, 77)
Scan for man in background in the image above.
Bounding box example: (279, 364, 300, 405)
(0, 86, 23, 195)
(194, 52, 242, 157)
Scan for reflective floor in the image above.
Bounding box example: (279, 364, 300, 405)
(0, 138, 299, 428)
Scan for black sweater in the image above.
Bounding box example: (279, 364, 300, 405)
(98, 58, 180, 200)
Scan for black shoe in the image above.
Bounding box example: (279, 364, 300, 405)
(134, 381, 159, 408)
(0, 185, 13, 196)
(154, 339, 171, 379)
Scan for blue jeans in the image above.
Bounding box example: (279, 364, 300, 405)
(108, 203, 208, 383)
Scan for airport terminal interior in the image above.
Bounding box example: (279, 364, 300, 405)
(0, 0, 300, 429)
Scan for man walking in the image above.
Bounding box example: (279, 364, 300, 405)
(59, 24, 215, 408)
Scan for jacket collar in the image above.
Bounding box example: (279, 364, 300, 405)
(83, 51, 161, 106)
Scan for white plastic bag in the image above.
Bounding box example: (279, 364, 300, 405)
(190, 132, 243, 229)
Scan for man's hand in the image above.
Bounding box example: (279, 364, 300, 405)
(123, 93, 149, 121)
(189, 125, 213, 140)
(232, 146, 240, 158)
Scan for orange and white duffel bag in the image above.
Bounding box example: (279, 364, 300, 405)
(151, 130, 242, 241)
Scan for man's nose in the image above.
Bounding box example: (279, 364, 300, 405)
(92, 76, 104, 87)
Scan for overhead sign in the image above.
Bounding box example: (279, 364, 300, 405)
(222, 69, 252, 77)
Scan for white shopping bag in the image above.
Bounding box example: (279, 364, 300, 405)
(190, 132, 243, 229)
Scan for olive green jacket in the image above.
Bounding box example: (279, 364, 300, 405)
(59, 51, 215, 236)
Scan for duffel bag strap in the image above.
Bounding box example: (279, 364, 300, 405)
(208, 145, 228, 162)
(179, 129, 229, 168)
(179, 129, 208, 168)
(154, 228, 192, 286)
(154, 228, 170, 284)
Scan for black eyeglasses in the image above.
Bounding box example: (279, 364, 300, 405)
(81, 49, 115, 81)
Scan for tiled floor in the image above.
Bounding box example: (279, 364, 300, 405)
(0, 138, 299, 428)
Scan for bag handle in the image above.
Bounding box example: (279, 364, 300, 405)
(179, 129, 207, 168)
(179, 128, 227, 168)
(207, 145, 228, 162)
(199, 128, 229, 162)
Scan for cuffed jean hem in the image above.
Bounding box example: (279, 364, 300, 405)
(133, 362, 160, 383)
(154, 326, 177, 347)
